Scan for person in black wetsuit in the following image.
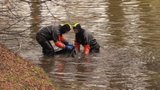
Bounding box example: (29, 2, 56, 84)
(73, 23, 100, 56)
(36, 23, 74, 56)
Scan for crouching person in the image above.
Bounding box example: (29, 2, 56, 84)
(73, 23, 100, 56)
(36, 23, 74, 56)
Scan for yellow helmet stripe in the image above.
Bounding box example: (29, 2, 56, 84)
(73, 23, 79, 27)
(66, 23, 72, 30)
(61, 23, 72, 30)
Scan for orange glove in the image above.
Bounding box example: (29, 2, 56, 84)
(55, 41, 65, 48)
(59, 35, 65, 42)
(84, 44, 90, 55)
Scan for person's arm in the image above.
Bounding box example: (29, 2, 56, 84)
(59, 35, 68, 45)
(84, 44, 90, 55)
(74, 41, 80, 52)
(55, 35, 74, 50)
(83, 31, 92, 55)
(55, 41, 66, 48)
(52, 31, 66, 49)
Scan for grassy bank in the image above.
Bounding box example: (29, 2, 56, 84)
(0, 44, 55, 90)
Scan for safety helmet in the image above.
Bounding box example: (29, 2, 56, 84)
(60, 23, 72, 34)
(73, 23, 82, 30)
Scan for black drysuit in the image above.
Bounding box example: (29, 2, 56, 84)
(36, 25, 68, 55)
(75, 29, 100, 53)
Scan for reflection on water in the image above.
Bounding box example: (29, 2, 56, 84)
(30, 0, 41, 36)
(107, 0, 126, 47)
(1, 0, 160, 89)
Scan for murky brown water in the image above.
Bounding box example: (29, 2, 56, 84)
(1, 0, 160, 90)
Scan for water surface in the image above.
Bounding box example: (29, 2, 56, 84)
(1, 0, 160, 89)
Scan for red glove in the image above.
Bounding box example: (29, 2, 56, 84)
(59, 35, 65, 42)
(84, 44, 90, 55)
(55, 41, 65, 48)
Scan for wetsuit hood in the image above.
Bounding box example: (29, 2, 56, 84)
(73, 23, 82, 30)
(59, 23, 72, 34)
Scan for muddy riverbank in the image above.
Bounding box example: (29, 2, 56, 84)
(0, 44, 56, 90)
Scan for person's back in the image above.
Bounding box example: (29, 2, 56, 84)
(37, 25, 60, 41)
